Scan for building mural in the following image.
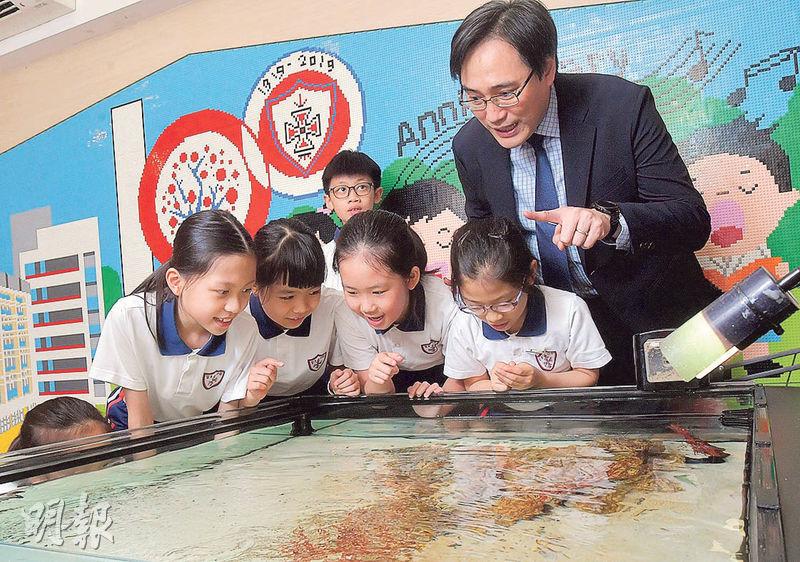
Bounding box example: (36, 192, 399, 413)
(1, 0, 799, 445)
(19, 217, 110, 404)
(0, 274, 38, 452)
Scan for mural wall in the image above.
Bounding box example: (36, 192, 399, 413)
(1, 0, 799, 441)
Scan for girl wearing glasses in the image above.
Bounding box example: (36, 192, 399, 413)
(333, 210, 460, 397)
(444, 217, 609, 391)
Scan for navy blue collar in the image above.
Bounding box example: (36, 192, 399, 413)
(157, 299, 227, 357)
(375, 282, 426, 335)
(249, 294, 312, 339)
(333, 226, 341, 241)
(481, 287, 547, 341)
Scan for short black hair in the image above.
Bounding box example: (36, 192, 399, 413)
(680, 117, 793, 193)
(322, 150, 382, 191)
(292, 211, 338, 244)
(450, 0, 557, 80)
(380, 179, 467, 224)
(450, 217, 535, 296)
(253, 218, 326, 289)
(9, 397, 110, 451)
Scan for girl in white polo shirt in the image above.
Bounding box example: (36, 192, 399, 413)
(246, 218, 359, 398)
(444, 217, 611, 391)
(91, 210, 268, 430)
(334, 210, 459, 395)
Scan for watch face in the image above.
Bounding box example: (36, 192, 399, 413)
(593, 201, 618, 213)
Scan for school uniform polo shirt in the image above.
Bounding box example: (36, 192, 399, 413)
(321, 239, 343, 291)
(336, 275, 459, 372)
(242, 287, 344, 396)
(90, 294, 259, 421)
(444, 286, 611, 379)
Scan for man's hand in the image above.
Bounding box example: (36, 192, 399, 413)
(367, 352, 403, 385)
(525, 207, 611, 250)
(329, 368, 360, 396)
(492, 361, 540, 390)
(244, 357, 283, 406)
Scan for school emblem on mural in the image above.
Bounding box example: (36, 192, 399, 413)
(534, 351, 557, 371)
(420, 339, 441, 355)
(138, 110, 272, 262)
(203, 369, 225, 390)
(244, 50, 364, 197)
(267, 82, 336, 175)
(307, 352, 327, 372)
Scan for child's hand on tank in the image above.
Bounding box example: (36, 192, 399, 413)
(489, 363, 512, 392)
(368, 352, 403, 384)
(493, 361, 539, 390)
(245, 357, 284, 405)
(407, 381, 444, 399)
(329, 368, 360, 396)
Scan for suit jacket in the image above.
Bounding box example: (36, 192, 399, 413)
(452, 73, 720, 334)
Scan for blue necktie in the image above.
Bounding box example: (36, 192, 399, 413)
(530, 134, 571, 291)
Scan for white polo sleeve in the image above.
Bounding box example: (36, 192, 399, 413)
(89, 298, 148, 391)
(328, 332, 344, 367)
(333, 305, 376, 372)
(443, 312, 487, 380)
(327, 294, 347, 366)
(322, 240, 342, 291)
(566, 296, 613, 369)
(439, 289, 460, 357)
(220, 315, 261, 403)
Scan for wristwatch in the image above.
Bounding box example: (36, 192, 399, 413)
(591, 200, 621, 241)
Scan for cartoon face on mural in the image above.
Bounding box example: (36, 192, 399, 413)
(380, 179, 467, 278)
(690, 153, 798, 254)
(681, 117, 799, 290)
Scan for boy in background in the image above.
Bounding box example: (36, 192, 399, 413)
(320, 151, 383, 290)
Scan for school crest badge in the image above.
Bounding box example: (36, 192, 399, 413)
(308, 352, 327, 372)
(203, 369, 225, 389)
(421, 339, 441, 355)
(244, 50, 364, 196)
(534, 351, 557, 371)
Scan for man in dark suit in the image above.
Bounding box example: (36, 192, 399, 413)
(450, 0, 720, 385)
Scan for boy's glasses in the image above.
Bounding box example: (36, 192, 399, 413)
(458, 70, 535, 111)
(456, 287, 525, 316)
(328, 182, 374, 199)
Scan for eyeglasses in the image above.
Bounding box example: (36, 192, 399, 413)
(456, 287, 525, 316)
(328, 182, 374, 200)
(459, 71, 535, 112)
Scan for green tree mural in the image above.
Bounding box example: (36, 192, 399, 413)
(101, 266, 123, 316)
(641, 75, 742, 143)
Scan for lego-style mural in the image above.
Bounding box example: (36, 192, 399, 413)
(1, 0, 799, 445)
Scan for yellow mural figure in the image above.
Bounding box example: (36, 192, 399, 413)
(380, 179, 467, 279)
(681, 117, 800, 370)
(682, 118, 798, 289)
